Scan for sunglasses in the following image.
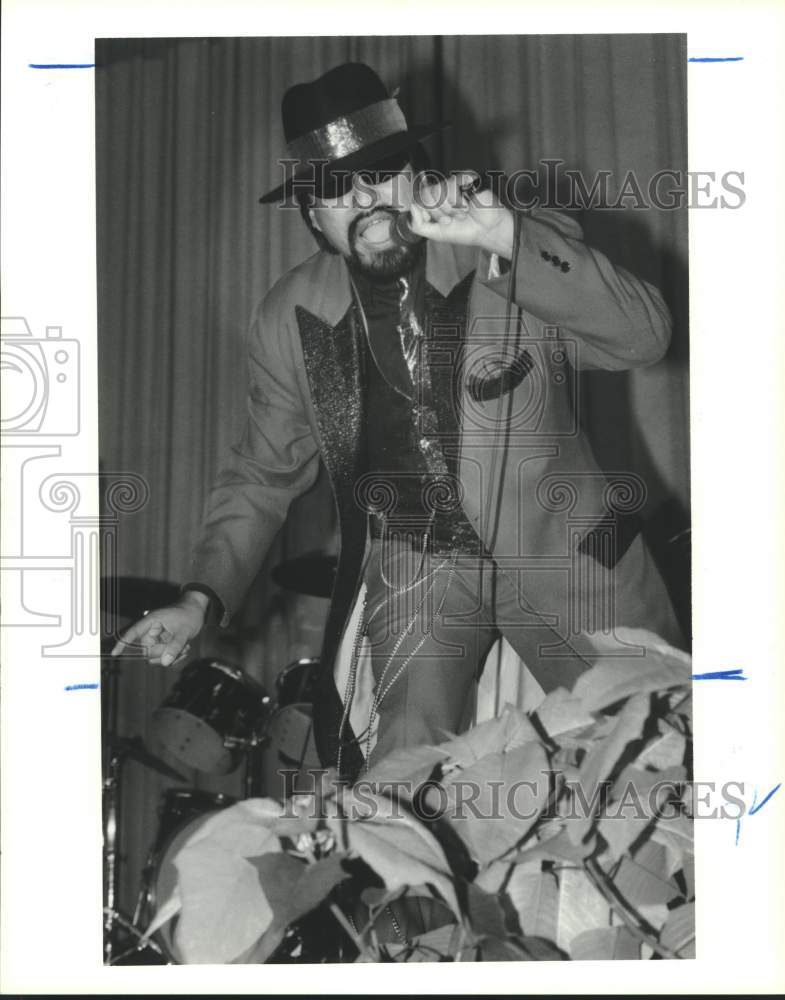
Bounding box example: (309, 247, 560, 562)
(310, 151, 412, 201)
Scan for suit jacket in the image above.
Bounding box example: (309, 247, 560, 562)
(188, 208, 677, 769)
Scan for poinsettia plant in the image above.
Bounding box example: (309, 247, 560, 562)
(145, 628, 696, 963)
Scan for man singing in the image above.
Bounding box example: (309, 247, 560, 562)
(114, 62, 683, 780)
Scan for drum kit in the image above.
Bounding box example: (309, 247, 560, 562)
(103, 559, 334, 965)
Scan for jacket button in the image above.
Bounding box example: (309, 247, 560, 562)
(551, 255, 561, 266)
(560, 261, 570, 272)
(540, 250, 551, 261)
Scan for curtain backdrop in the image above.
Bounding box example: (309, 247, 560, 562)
(96, 34, 688, 922)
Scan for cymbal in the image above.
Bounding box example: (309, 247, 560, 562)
(272, 554, 337, 599)
(110, 735, 187, 782)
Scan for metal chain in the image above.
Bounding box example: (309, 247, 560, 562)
(377, 510, 435, 595)
(364, 548, 458, 770)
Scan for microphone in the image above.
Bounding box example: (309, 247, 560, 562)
(389, 172, 494, 248)
(391, 211, 423, 246)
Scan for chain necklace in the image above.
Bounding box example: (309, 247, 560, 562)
(363, 548, 458, 771)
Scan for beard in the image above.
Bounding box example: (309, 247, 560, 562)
(346, 208, 424, 280)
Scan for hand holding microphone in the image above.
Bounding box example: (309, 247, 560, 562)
(392, 171, 513, 258)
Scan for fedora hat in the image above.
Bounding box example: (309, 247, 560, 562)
(258, 62, 446, 203)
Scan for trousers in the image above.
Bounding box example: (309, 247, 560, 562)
(360, 537, 600, 768)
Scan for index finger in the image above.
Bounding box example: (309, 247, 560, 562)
(110, 616, 151, 657)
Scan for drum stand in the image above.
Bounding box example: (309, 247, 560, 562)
(226, 731, 269, 798)
(103, 738, 169, 964)
(125, 729, 269, 964)
(102, 657, 128, 963)
(102, 657, 172, 964)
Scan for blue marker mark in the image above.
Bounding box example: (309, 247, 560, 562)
(736, 783, 781, 845)
(749, 782, 781, 816)
(688, 57, 744, 63)
(64, 682, 100, 691)
(692, 668, 747, 681)
(29, 63, 95, 69)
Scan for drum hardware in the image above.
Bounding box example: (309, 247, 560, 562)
(101, 573, 182, 964)
(108, 735, 188, 782)
(119, 657, 323, 964)
(102, 734, 187, 963)
(102, 668, 187, 962)
(151, 658, 273, 776)
(267, 658, 322, 773)
(103, 908, 169, 965)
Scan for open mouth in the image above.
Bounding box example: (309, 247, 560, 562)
(356, 211, 396, 246)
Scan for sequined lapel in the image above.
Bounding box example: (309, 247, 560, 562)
(295, 303, 363, 495)
(295, 301, 367, 776)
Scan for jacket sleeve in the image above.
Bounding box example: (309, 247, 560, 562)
(479, 207, 672, 370)
(186, 292, 321, 626)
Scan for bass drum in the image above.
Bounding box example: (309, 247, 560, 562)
(146, 789, 235, 964)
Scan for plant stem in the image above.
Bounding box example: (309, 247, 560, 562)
(453, 921, 469, 963)
(327, 900, 378, 961)
(301, 838, 378, 962)
(583, 859, 680, 960)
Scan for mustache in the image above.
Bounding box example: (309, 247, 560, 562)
(348, 207, 403, 245)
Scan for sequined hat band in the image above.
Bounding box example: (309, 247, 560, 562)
(285, 98, 408, 164)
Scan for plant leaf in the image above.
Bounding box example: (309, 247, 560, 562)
(570, 926, 640, 960)
(589, 627, 692, 667)
(441, 741, 550, 863)
(478, 937, 531, 961)
(465, 883, 509, 939)
(474, 859, 515, 894)
(636, 725, 687, 770)
(680, 849, 695, 901)
(512, 826, 597, 865)
(637, 903, 670, 931)
(660, 901, 695, 957)
(613, 847, 681, 907)
(327, 791, 459, 916)
(612, 763, 686, 802)
(173, 841, 275, 964)
(598, 812, 652, 862)
(407, 924, 458, 962)
(438, 705, 540, 766)
(236, 925, 287, 964)
(555, 866, 611, 951)
(574, 632, 691, 714)
(566, 693, 650, 845)
(534, 687, 595, 739)
(184, 798, 296, 853)
(252, 852, 349, 933)
(518, 936, 567, 960)
(650, 815, 694, 873)
(506, 867, 559, 942)
(360, 745, 449, 792)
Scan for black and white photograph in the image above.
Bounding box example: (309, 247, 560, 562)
(2, 5, 784, 993)
(97, 33, 694, 965)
